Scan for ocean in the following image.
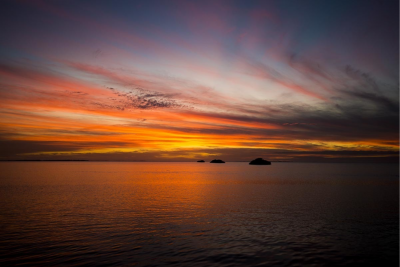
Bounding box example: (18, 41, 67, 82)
(0, 162, 398, 266)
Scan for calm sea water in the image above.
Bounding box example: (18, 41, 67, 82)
(0, 162, 398, 266)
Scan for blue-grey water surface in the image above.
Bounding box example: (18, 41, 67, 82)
(0, 162, 398, 266)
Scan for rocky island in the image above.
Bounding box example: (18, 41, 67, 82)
(210, 159, 225, 163)
(249, 158, 271, 165)
(197, 160, 205, 162)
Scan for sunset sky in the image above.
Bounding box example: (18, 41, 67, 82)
(0, 0, 398, 162)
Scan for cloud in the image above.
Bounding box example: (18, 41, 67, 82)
(238, 56, 328, 100)
(64, 61, 244, 111)
(339, 89, 399, 113)
(2, 64, 397, 159)
(113, 88, 188, 110)
(0, 4, 398, 164)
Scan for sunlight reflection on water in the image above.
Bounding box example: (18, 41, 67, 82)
(0, 162, 398, 266)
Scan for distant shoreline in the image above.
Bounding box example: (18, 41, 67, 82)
(0, 160, 89, 162)
(0, 160, 398, 164)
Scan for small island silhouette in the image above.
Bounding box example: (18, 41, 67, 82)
(210, 159, 225, 163)
(197, 160, 205, 162)
(249, 158, 271, 165)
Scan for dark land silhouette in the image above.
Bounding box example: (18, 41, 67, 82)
(210, 159, 225, 163)
(249, 158, 271, 165)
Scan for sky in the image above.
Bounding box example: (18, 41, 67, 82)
(0, 0, 398, 162)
